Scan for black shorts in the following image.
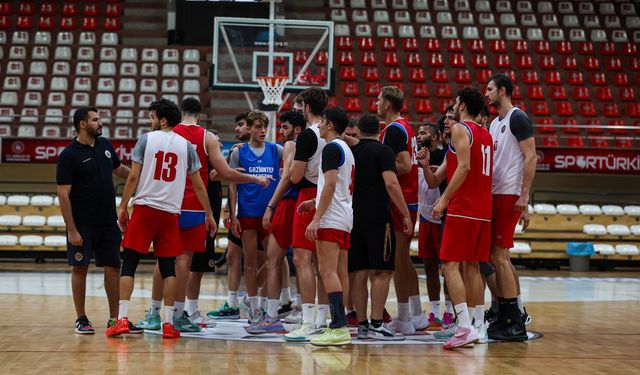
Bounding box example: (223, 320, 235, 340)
(190, 183, 222, 273)
(67, 223, 121, 268)
(348, 221, 396, 273)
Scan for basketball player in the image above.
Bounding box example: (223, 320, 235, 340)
(297, 107, 354, 346)
(485, 74, 536, 341)
(284, 87, 329, 342)
(376, 86, 425, 335)
(228, 111, 282, 323)
(293, 94, 304, 113)
(107, 99, 215, 339)
(342, 118, 360, 326)
(419, 88, 493, 349)
(350, 114, 412, 341)
(247, 111, 305, 334)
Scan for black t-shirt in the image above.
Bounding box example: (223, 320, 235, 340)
(509, 110, 535, 142)
(56, 137, 121, 226)
(351, 139, 397, 225)
(293, 128, 318, 189)
(383, 125, 408, 156)
(427, 147, 447, 195)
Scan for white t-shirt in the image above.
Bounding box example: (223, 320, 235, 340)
(418, 168, 441, 224)
(304, 122, 326, 185)
(316, 138, 355, 232)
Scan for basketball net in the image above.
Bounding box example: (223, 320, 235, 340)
(257, 76, 289, 106)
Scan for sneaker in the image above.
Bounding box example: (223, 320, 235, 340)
(277, 302, 293, 319)
(476, 323, 488, 344)
(138, 310, 161, 330)
(106, 318, 130, 337)
(75, 316, 95, 334)
(488, 321, 528, 342)
(346, 311, 358, 327)
(442, 312, 455, 328)
(188, 310, 217, 328)
(443, 326, 479, 350)
(427, 313, 443, 330)
(239, 295, 251, 316)
(162, 322, 181, 339)
(485, 308, 498, 325)
(357, 324, 369, 340)
(128, 321, 144, 334)
(284, 322, 316, 342)
(246, 315, 286, 334)
(310, 327, 351, 346)
(173, 311, 202, 332)
(248, 308, 264, 325)
(368, 323, 406, 341)
(382, 308, 392, 323)
(388, 318, 416, 335)
(433, 323, 457, 340)
(284, 304, 302, 324)
(521, 308, 532, 326)
(207, 302, 240, 320)
(412, 312, 429, 331)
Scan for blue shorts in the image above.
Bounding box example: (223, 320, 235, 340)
(67, 223, 122, 267)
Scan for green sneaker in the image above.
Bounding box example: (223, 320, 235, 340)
(173, 311, 202, 332)
(433, 323, 457, 340)
(310, 327, 352, 346)
(137, 310, 161, 330)
(207, 302, 240, 320)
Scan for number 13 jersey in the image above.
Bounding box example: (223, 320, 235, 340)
(446, 121, 493, 221)
(132, 131, 201, 214)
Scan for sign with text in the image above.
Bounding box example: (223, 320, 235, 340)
(536, 148, 640, 175)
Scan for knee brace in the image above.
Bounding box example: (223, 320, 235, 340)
(121, 248, 141, 277)
(479, 261, 496, 277)
(157, 257, 176, 279)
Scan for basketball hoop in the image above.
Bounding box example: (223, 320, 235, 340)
(257, 76, 289, 106)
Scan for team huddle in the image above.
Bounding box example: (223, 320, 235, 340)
(58, 74, 536, 349)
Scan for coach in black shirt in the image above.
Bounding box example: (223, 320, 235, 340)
(348, 114, 413, 340)
(56, 107, 130, 334)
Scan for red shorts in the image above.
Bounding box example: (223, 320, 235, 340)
(270, 197, 297, 249)
(491, 194, 521, 250)
(418, 220, 441, 259)
(440, 215, 490, 262)
(292, 187, 317, 251)
(238, 217, 269, 244)
(390, 203, 418, 240)
(317, 228, 351, 250)
(180, 223, 206, 253)
(121, 205, 183, 258)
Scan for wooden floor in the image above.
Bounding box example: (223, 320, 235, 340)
(1, 263, 640, 374)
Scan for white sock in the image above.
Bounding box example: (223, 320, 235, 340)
(280, 287, 291, 305)
(151, 299, 162, 316)
(295, 294, 301, 306)
(316, 304, 329, 327)
(118, 300, 129, 319)
(228, 291, 238, 308)
(429, 301, 441, 319)
(249, 296, 260, 311)
(165, 306, 174, 324)
(445, 300, 453, 314)
(468, 307, 476, 326)
(302, 303, 315, 324)
(517, 295, 525, 314)
(409, 295, 422, 316)
(174, 301, 185, 315)
(267, 299, 280, 318)
(186, 298, 198, 316)
(257, 287, 263, 297)
(474, 307, 484, 329)
(454, 303, 472, 328)
(398, 302, 410, 322)
(260, 296, 268, 311)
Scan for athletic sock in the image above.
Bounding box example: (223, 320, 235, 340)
(370, 319, 383, 328)
(295, 294, 301, 306)
(280, 287, 291, 305)
(151, 299, 162, 316)
(504, 297, 522, 324)
(474, 307, 485, 329)
(490, 299, 499, 313)
(409, 295, 422, 317)
(468, 307, 476, 326)
(186, 298, 198, 316)
(228, 291, 238, 308)
(517, 295, 525, 314)
(165, 306, 174, 324)
(302, 303, 315, 324)
(429, 301, 441, 319)
(454, 303, 472, 328)
(260, 296, 268, 312)
(174, 301, 185, 315)
(445, 300, 453, 314)
(316, 304, 330, 327)
(118, 300, 129, 319)
(249, 296, 259, 312)
(327, 292, 346, 329)
(398, 303, 410, 322)
(267, 299, 280, 319)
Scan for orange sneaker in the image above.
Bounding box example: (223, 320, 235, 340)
(162, 323, 181, 339)
(106, 318, 131, 337)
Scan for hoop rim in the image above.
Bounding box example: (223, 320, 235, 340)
(256, 75, 290, 85)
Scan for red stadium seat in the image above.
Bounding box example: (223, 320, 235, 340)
(590, 137, 610, 148)
(19, 2, 35, 16)
(454, 69, 471, 83)
(527, 86, 544, 100)
(363, 67, 379, 81)
(556, 102, 574, 116)
(612, 73, 629, 87)
(607, 120, 627, 135)
(619, 88, 636, 102)
(476, 70, 492, 83)
(579, 103, 597, 117)
(62, 4, 78, 16)
(531, 102, 550, 116)
(447, 39, 463, 52)
(339, 66, 357, 80)
(522, 71, 539, 84)
(534, 41, 550, 54)
(327, 97, 338, 108)
(342, 82, 359, 96)
(550, 87, 567, 100)
(415, 99, 432, 113)
(104, 18, 121, 31)
(105, 3, 122, 17)
(339, 51, 354, 65)
(471, 55, 489, 68)
(402, 38, 419, 52)
(542, 135, 559, 147)
(537, 118, 556, 133)
(469, 40, 484, 53)
(512, 101, 526, 113)
(495, 55, 511, 69)
(315, 51, 328, 65)
(431, 69, 449, 83)
(381, 37, 396, 51)
(0, 3, 11, 15)
(621, 43, 638, 57)
(367, 98, 377, 113)
(345, 98, 361, 112)
(365, 83, 381, 97)
(60, 17, 77, 30)
(568, 72, 585, 86)
(539, 56, 556, 70)
(336, 36, 352, 50)
(40, 2, 55, 16)
(585, 119, 603, 134)
(0, 16, 12, 29)
(361, 51, 376, 65)
(409, 68, 425, 82)
(596, 88, 614, 101)
(82, 17, 97, 31)
(434, 84, 452, 98)
(17, 16, 33, 29)
(511, 85, 522, 100)
(358, 37, 374, 50)
(427, 53, 445, 67)
(561, 57, 578, 70)
(584, 57, 600, 71)
(423, 39, 440, 52)
(489, 40, 506, 54)
(412, 83, 429, 98)
(599, 42, 616, 56)
(294, 51, 308, 65)
(561, 119, 579, 134)
(84, 4, 99, 16)
(573, 87, 591, 101)
(544, 72, 561, 85)
(605, 57, 622, 71)
(616, 138, 634, 149)
(38, 16, 54, 30)
(516, 56, 532, 69)
(626, 103, 640, 118)
(602, 103, 620, 117)
(630, 58, 640, 71)
(450, 54, 466, 68)
(504, 70, 517, 84)
(567, 136, 585, 148)
(405, 52, 421, 67)
(577, 42, 594, 55)
(513, 40, 528, 54)
(590, 73, 607, 86)
(556, 41, 572, 55)
(385, 68, 403, 81)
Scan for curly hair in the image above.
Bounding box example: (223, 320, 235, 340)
(149, 98, 181, 127)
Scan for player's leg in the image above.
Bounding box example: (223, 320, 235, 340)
(208, 239, 242, 319)
(157, 256, 180, 338)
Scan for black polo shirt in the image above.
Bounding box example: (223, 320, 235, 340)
(56, 137, 121, 226)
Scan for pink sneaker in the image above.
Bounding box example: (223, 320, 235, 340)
(443, 326, 478, 350)
(442, 312, 454, 328)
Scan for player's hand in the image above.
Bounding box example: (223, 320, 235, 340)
(432, 196, 448, 220)
(297, 199, 315, 214)
(305, 219, 319, 241)
(68, 228, 83, 246)
(416, 148, 430, 168)
(205, 214, 217, 238)
(518, 209, 530, 231)
(231, 217, 241, 238)
(255, 176, 274, 188)
(402, 216, 414, 237)
(342, 134, 359, 147)
(117, 208, 130, 233)
(231, 143, 245, 151)
(209, 169, 218, 181)
(514, 194, 529, 212)
(262, 206, 273, 230)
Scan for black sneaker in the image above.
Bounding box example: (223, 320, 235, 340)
(485, 308, 498, 325)
(75, 316, 95, 334)
(128, 321, 144, 334)
(487, 321, 528, 342)
(277, 302, 293, 319)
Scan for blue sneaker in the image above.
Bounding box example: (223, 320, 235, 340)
(138, 310, 161, 330)
(246, 315, 286, 334)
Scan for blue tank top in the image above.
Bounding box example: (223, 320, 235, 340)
(237, 142, 280, 218)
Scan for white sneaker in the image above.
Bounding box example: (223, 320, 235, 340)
(239, 294, 251, 316)
(411, 312, 429, 331)
(284, 322, 316, 342)
(389, 318, 416, 335)
(368, 323, 406, 341)
(476, 323, 488, 344)
(188, 310, 217, 328)
(284, 305, 302, 324)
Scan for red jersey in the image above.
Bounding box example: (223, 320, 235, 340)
(379, 117, 419, 208)
(446, 121, 493, 221)
(173, 124, 209, 211)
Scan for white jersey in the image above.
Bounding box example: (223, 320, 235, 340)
(132, 131, 201, 214)
(316, 138, 355, 232)
(304, 122, 327, 185)
(490, 107, 525, 195)
(418, 168, 441, 224)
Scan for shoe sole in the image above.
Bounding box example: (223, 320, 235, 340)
(310, 340, 351, 346)
(209, 315, 240, 320)
(488, 335, 528, 342)
(367, 335, 406, 341)
(283, 336, 310, 342)
(139, 326, 161, 330)
(129, 330, 144, 334)
(444, 339, 478, 350)
(75, 329, 95, 334)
